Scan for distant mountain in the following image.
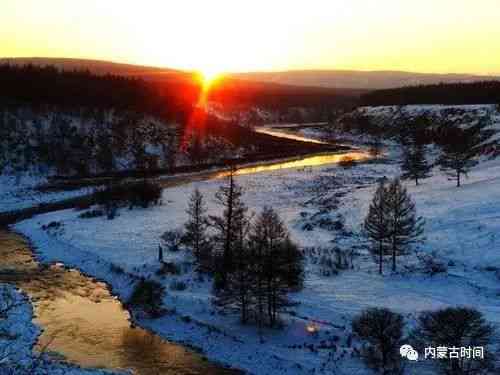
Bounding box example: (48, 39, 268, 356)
(232, 70, 500, 90)
(0, 57, 194, 82)
(0, 58, 364, 109)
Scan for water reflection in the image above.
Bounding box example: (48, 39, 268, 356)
(254, 127, 329, 145)
(0, 231, 238, 375)
(215, 151, 370, 178)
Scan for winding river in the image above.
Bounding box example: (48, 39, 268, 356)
(0, 126, 370, 374)
(0, 230, 237, 374)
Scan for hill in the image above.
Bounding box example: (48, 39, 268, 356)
(232, 69, 500, 90)
(360, 81, 500, 106)
(1, 58, 361, 110)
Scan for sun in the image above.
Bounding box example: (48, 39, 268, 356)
(199, 68, 222, 91)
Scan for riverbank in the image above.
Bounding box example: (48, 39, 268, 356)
(0, 230, 240, 375)
(0, 148, 367, 226)
(0, 281, 120, 374)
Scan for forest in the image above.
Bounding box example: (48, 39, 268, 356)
(361, 81, 500, 106)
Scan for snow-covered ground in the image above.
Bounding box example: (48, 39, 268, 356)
(12, 154, 500, 373)
(8, 104, 500, 374)
(0, 174, 93, 214)
(0, 284, 118, 374)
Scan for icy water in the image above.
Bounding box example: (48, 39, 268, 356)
(213, 126, 370, 178)
(215, 151, 370, 178)
(255, 126, 329, 144)
(0, 230, 238, 375)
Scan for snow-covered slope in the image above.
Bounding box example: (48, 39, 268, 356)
(9, 104, 500, 374)
(14, 148, 500, 373)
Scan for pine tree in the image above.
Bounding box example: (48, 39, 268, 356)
(249, 207, 303, 327)
(184, 188, 209, 265)
(368, 134, 383, 158)
(385, 179, 424, 272)
(400, 143, 432, 186)
(215, 209, 253, 323)
(364, 182, 390, 274)
(210, 165, 248, 288)
(437, 121, 486, 187)
(365, 180, 424, 273)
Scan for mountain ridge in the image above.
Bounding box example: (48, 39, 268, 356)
(3, 57, 499, 90)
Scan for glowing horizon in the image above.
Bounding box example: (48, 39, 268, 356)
(2, 0, 500, 76)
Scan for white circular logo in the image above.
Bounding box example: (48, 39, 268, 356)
(400, 345, 419, 361)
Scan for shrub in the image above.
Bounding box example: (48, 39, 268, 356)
(417, 252, 448, 275)
(95, 183, 130, 207)
(413, 307, 495, 374)
(74, 200, 93, 211)
(155, 261, 181, 276)
(41, 221, 62, 231)
(127, 180, 162, 208)
(161, 229, 184, 252)
(339, 155, 357, 169)
(352, 308, 404, 374)
(110, 263, 125, 274)
(128, 279, 165, 317)
(170, 281, 187, 291)
(78, 209, 104, 219)
(95, 180, 162, 218)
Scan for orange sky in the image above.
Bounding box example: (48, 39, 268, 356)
(1, 0, 500, 76)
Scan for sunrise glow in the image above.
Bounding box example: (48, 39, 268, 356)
(199, 70, 222, 92)
(2, 0, 500, 75)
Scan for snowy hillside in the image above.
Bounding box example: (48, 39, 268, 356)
(14, 143, 500, 374)
(354, 104, 500, 154)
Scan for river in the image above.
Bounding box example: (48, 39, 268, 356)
(0, 231, 238, 374)
(0, 126, 369, 374)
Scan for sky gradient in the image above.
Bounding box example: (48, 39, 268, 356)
(2, 0, 500, 75)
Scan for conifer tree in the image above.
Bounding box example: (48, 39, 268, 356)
(210, 165, 248, 288)
(437, 121, 487, 187)
(215, 209, 253, 323)
(249, 207, 303, 327)
(385, 179, 424, 272)
(364, 179, 424, 273)
(184, 188, 209, 265)
(364, 182, 390, 274)
(400, 143, 432, 186)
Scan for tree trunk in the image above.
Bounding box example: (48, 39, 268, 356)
(379, 241, 383, 275)
(222, 174, 234, 286)
(392, 241, 397, 272)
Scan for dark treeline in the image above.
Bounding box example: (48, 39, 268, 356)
(208, 79, 361, 111)
(0, 64, 197, 122)
(361, 81, 500, 106)
(0, 65, 335, 177)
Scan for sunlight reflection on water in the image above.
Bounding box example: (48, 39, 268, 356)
(0, 231, 238, 375)
(215, 151, 370, 178)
